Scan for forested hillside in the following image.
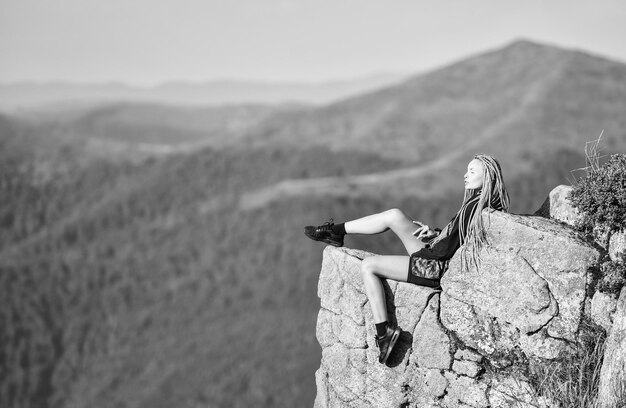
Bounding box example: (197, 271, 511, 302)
(1, 40, 626, 408)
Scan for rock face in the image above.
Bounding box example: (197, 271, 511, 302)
(591, 291, 618, 332)
(534, 184, 581, 227)
(315, 210, 601, 407)
(315, 246, 450, 407)
(442, 211, 599, 363)
(598, 287, 626, 407)
(609, 231, 626, 263)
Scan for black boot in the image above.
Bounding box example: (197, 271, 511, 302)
(304, 219, 344, 247)
(375, 325, 401, 364)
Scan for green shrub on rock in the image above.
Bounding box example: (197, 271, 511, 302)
(597, 260, 626, 295)
(569, 154, 626, 236)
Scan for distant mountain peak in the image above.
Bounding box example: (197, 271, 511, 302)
(505, 38, 552, 49)
(493, 37, 626, 67)
(491, 38, 571, 58)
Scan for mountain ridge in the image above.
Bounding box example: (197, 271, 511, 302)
(246, 40, 624, 160)
(235, 40, 626, 214)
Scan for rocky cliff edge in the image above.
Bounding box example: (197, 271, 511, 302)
(314, 186, 616, 408)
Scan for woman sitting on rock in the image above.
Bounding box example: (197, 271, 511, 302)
(304, 154, 510, 364)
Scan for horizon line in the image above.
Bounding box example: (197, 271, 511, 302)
(0, 71, 413, 89)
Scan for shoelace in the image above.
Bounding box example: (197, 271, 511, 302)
(374, 334, 386, 348)
(317, 218, 334, 232)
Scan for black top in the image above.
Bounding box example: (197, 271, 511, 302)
(412, 191, 498, 261)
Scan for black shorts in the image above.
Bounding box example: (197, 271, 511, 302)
(406, 253, 449, 288)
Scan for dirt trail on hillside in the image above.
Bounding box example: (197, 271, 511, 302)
(238, 58, 567, 212)
(238, 152, 459, 211)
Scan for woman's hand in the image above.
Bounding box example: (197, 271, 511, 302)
(411, 221, 428, 237)
(412, 221, 438, 240)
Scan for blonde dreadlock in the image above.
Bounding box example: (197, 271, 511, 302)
(460, 154, 510, 269)
(427, 155, 509, 270)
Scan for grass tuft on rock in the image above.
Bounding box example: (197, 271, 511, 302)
(527, 317, 607, 407)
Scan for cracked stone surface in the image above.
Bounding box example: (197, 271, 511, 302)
(315, 247, 584, 408)
(452, 360, 481, 378)
(410, 295, 451, 371)
(454, 349, 483, 363)
(598, 287, 626, 408)
(443, 372, 489, 408)
(315, 247, 443, 407)
(441, 211, 599, 360)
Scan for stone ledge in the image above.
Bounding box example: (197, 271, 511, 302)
(314, 243, 578, 407)
(315, 203, 603, 406)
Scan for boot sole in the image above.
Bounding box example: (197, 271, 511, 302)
(381, 328, 401, 364)
(304, 231, 343, 247)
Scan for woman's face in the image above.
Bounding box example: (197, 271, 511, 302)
(464, 159, 484, 190)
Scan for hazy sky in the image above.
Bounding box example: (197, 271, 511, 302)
(1, 0, 624, 86)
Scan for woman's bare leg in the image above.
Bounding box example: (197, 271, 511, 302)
(360, 255, 409, 323)
(345, 208, 424, 255)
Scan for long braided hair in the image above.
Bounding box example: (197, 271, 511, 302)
(428, 154, 510, 269)
(460, 154, 510, 269)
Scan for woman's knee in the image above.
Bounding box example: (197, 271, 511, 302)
(385, 208, 405, 219)
(361, 257, 378, 277)
(384, 208, 407, 226)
